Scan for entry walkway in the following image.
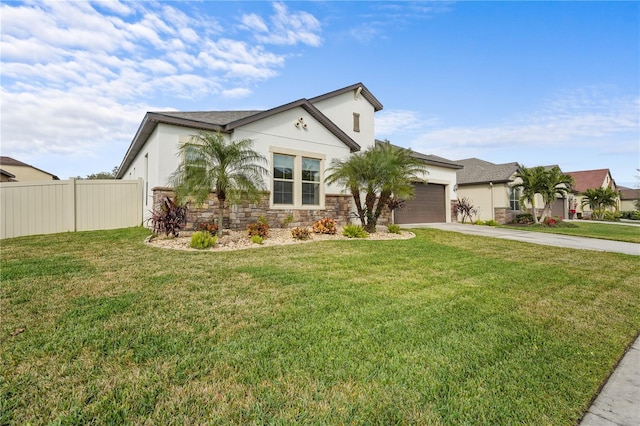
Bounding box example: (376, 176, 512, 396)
(415, 223, 639, 256)
(413, 222, 640, 425)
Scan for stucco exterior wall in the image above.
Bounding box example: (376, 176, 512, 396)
(456, 183, 514, 221)
(0, 165, 56, 182)
(311, 90, 377, 151)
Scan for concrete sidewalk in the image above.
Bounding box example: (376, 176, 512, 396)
(580, 335, 640, 426)
(413, 222, 640, 425)
(415, 223, 640, 256)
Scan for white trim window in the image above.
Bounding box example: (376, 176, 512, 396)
(510, 187, 520, 211)
(270, 148, 325, 209)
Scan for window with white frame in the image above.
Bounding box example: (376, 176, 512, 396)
(510, 187, 520, 210)
(273, 154, 294, 205)
(271, 149, 324, 208)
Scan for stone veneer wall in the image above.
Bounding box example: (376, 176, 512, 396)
(151, 187, 378, 231)
(494, 207, 516, 224)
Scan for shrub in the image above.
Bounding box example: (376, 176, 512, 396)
(342, 224, 369, 239)
(198, 222, 218, 235)
(485, 220, 498, 226)
(474, 220, 485, 226)
(602, 211, 621, 222)
(387, 224, 401, 234)
(190, 231, 217, 249)
(621, 211, 640, 220)
(281, 213, 294, 228)
(247, 216, 269, 238)
(453, 197, 477, 223)
(251, 235, 264, 244)
(516, 213, 534, 224)
(313, 218, 338, 235)
(543, 217, 557, 227)
(148, 196, 188, 237)
(291, 227, 312, 240)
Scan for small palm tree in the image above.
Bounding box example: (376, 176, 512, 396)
(169, 132, 268, 236)
(326, 141, 428, 233)
(512, 165, 547, 223)
(538, 166, 574, 221)
(581, 187, 620, 220)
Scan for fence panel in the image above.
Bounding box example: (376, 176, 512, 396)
(1, 179, 142, 239)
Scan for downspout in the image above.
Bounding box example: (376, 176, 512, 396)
(489, 181, 494, 221)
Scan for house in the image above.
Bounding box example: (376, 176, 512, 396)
(617, 186, 639, 212)
(0, 157, 59, 182)
(454, 159, 570, 223)
(565, 169, 618, 217)
(116, 83, 460, 229)
(454, 158, 522, 223)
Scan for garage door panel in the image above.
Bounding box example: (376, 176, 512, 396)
(395, 183, 445, 224)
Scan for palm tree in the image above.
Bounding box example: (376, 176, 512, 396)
(325, 141, 428, 233)
(580, 187, 620, 220)
(538, 166, 574, 221)
(511, 165, 547, 223)
(169, 132, 268, 236)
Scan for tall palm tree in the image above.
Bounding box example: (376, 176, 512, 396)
(538, 166, 574, 221)
(580, 187, 620, 220)
(169, 132, 268, 236)
(511, 165, 547, 223)
(325, 141, 428, 233)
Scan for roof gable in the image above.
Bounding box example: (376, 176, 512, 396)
(0, 156, 60, 180)
(565, 169, 614, 193)
(309, 82, 383, 112)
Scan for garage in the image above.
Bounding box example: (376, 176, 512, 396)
(394, 183, 446, 224)
(550, 198, 567, 218)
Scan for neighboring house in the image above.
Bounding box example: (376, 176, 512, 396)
(0, 157, 59, 182)
(454, 159, 569, 223)
(454, 158, 522, 223)
(565, 169, 618, 217)
(0, 169, 16, 182)
(116, 83, 460, 229)
(618, 186, 639, 212)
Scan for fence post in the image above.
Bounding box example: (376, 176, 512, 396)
(66, 178, 77, 232)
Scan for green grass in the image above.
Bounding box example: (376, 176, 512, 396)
(502, 221, 640, 243)
(2, 227, 639, 425)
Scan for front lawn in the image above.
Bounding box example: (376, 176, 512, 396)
(502, 220, 640, 243)
(2, 227, 639, 425)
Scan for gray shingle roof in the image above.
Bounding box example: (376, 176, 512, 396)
(455, 158, 520, 185)
(154, 111, 263, 126)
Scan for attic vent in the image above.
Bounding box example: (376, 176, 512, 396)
(353, 113, 360, 133)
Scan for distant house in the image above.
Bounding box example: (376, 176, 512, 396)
(0, 157, 59, 182)
(618, 186, 639, 212)
(565, 169, 618, 217)
(454, 158, 522, 223)
(116, 83, 460, 228)
(454, 159, 571, 223)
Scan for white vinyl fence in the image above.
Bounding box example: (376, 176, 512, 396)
(1, 178, 143, 239)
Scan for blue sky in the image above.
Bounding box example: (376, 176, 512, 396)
(1, 1, 638, 186)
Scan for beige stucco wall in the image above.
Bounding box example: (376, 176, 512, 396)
(0, 165, 56, 182)
(456, 182, 514, 221)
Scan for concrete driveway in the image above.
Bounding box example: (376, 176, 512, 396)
(413, 223, 640, 256)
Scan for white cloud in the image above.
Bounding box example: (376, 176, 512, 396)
(240, 2, 322, 47)
(0, 0, 321, 172)
(406, 89, 640, 162)
(376, 110, 440, 135)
